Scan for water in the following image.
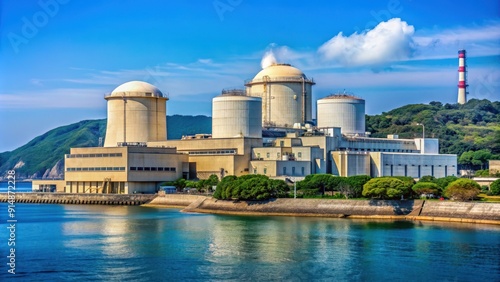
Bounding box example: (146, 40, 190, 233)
(0, 182, 32, 193)
(1, 204, 499, 281)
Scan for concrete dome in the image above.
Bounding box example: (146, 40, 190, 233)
(253, 64, 306, 80)
(110, 81, 164, 98)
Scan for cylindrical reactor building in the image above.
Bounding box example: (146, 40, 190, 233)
(104, 81, 168, 147)
(245, 64, 315, 127)
(212, 90, 262, 138)
(317, 94, 365, 136)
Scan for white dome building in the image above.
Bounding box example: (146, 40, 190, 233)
(245, 64, 315, 127)
(103, 81, 168, 147)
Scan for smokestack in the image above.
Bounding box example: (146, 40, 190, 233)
(457, 50, 467, 104)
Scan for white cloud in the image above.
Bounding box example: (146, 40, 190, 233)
(318, 18, 415, 67)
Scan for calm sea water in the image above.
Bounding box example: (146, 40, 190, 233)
(0, 181, 33, 193)
(0, 203, 499, 281)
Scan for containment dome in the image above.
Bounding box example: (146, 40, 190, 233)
(252, 64, 306, 80)
(212, 89, 262, 139)
(245, 64, 314, 128)
(109, 81, 164, 98)
(104, 81, 168, 147)
(317, 94, 365, 136)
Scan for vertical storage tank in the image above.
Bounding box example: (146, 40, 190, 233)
(212, 90, 262, 138)
(317, 94, 365, 136)
(245, 64, 315, 128)
(104, 81, 168, 147)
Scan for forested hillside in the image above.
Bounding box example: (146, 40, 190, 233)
(366, 99, 500, 156)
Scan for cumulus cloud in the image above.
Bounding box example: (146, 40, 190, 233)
(318, 18, 415, 66)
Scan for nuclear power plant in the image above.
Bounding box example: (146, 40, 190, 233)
(62, 62, 457, 194)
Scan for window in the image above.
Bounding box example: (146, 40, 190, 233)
(266, 152, 270, 158)
(257, 153, 261, 159)
(298, 152, 302, 158)
(301, 167, 305, 175)
(263, 168, 267, 175)
(277, 152, 281, 159)
(292, 167, 296, 175)
(253, 168, 257, 174)
(283, 167, 287, 175)
(280, 141, 284, 147)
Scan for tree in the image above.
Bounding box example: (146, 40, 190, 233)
(342, 175, 371, 198)
(490, 179, 500, 196)
(418, 175, 436, 183)
(472, 149, 492, 169)
(434, 176, 458, 192)
(213, 175, 288, 201)
(310, 174, 334, 195)
(412, 182, 440, 198)
(444, 179, 481, 201)
(362, 178, 406, 199)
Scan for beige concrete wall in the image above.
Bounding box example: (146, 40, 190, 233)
(32, 180, 66, 192)
(490, 160, 500, 175)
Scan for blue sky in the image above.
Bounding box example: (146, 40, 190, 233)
(1, 0, 499, 152)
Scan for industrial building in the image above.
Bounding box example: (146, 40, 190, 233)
(61, 63, 457, 194)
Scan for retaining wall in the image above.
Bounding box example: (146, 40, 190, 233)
(184, 198, 422, 217)
(147, 194, 206, 207)
(0, 193, 155, 205)
(418, 201, 500, 221)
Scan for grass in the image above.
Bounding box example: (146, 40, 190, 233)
(477, 194, 500, 202)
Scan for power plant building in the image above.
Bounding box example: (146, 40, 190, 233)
(62, 62, 457, 194)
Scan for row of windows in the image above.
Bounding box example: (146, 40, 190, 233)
(130, 167, 176, 172)
(66, 153, 123, 158)
(67, 167, 125, 171)
(189, 150, 236, 155)
(254, 167, 305, 176)
(257, 152, 303, 159)
(343, 148, 415, 153)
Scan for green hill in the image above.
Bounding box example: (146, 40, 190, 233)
(366, 99, 500, 156)
(0, 115, 211, 178)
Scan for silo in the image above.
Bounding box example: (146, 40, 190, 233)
(104, 81, 168, 147)
(212, 89, 262, 138)
(245, 64, 315, 127)
(317, 94, 365, 136)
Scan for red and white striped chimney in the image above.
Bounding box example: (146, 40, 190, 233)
(457, 50, 467, 104)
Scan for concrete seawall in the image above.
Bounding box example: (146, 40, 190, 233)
(2, 193, 499, 224)
(0, 193, 155, 205)
(183, 198, 421, 218)
(146, 194, 206, 207)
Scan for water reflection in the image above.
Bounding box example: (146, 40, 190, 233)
(3, 203, 499, 281)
